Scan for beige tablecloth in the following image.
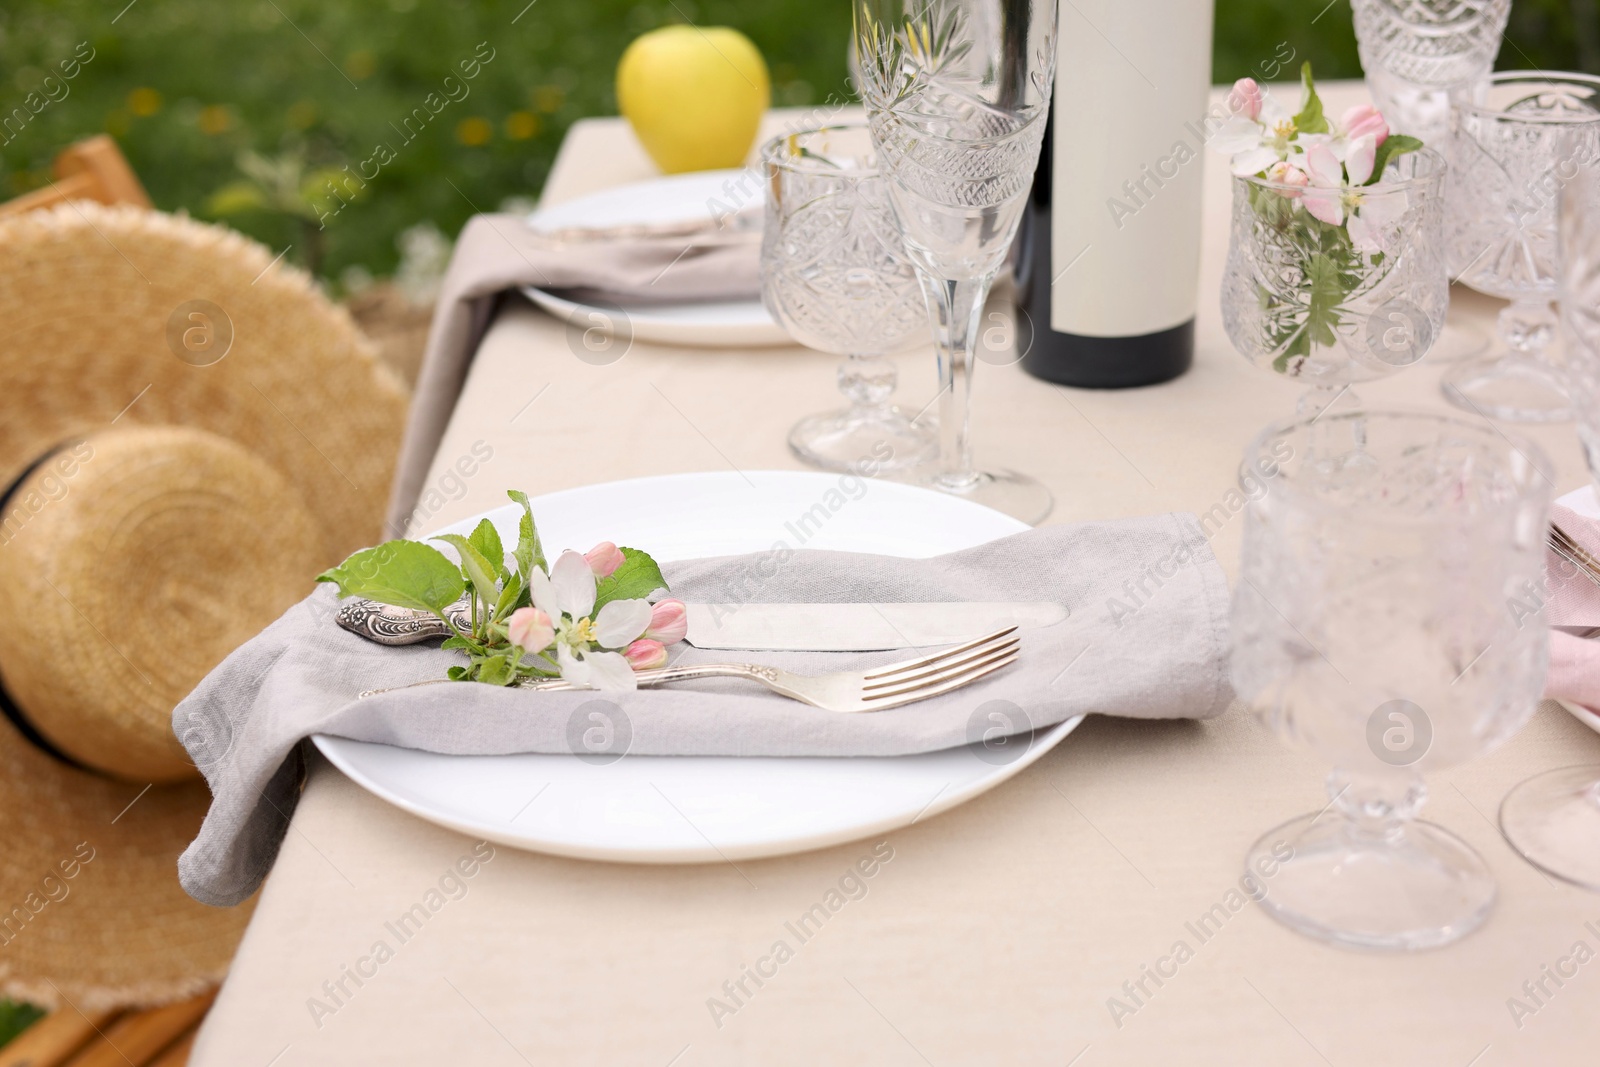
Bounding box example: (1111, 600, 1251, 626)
(191, 89, 1600, 1065)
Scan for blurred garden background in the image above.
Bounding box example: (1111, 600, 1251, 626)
(1, 0, 1594, 295)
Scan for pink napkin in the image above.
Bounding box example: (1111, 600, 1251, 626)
(1544, 503, 1600, 710)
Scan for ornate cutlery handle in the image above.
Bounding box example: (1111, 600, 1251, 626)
(336, 597, 471, 646)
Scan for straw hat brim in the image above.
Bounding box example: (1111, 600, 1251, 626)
(0, 706, 256, 1010)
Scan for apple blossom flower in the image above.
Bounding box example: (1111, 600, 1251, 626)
(1210, 87, 1301, 177)
(506, 607, 554, 653)
(1298, 139, 1404, 252)
(645, 599, 688, 644)
(1228, 77, 1263, 121)
(623, 638, 668, 670)
(584, 541, 625, 578)
(525, 549, 657, 690)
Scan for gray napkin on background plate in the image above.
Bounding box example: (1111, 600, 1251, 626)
(175, 514, 1231, 906)
(385, 213, 758, 537)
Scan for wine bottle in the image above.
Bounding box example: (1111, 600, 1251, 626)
(1016, 1, 1216, 388)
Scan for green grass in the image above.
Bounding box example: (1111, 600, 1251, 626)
(0, 999, 45, 1049)
(0, 1, 1586, 285)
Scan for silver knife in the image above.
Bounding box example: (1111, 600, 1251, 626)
(684, 601, 1066, 651)
(336, 598, 1066, 652)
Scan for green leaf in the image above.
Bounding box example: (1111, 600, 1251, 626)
(493, 573, 524, 622)
(1365, 134, 1424, 185)
(446, 665, 469, 681)
(476, 654, 515, 687)
(316, 540, 465, 613)
(206, 180, 268, 216)
(592, 547, 669, 611)
(468, 518, 505, 578)
(1304, 252, 1347, 349)
(431, 533, 501, 603)
(506, 490, 546, 577)
(1292, 61, 1328, 134)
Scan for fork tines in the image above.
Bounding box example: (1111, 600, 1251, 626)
(860, 626, 1020, 703)
(1549, 523, 1600, 588)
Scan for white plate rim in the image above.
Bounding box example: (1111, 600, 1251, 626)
(313, 470, 1083, 863)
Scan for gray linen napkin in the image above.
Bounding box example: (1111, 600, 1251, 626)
(175, 514, 1230, 906)
(385, 213, 758, 536)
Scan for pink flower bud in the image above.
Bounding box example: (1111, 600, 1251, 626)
(645, 598, 688, 644)
(1340, 104, 1389, 146)
(1266, 161, 1309, 198)
(584, 541, 625, 578)
(1228, 78, 1263, 121)
(623, 638, 667, 671)
(506, 607, 554, 652)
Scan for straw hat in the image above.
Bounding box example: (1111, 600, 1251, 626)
(0, 202, 407, 1008)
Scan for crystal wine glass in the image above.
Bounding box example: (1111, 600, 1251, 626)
(852, 0, 1057, 524)
(1441, 72, 1600, 423)
(1220, 149, 1449, 418)
(760, 124, 936, 473)
(1232, 410, 1552, 949)
(1350, 0, 1511, 142)
(1497, 156, 1600, 891)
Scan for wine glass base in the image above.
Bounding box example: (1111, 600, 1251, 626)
(916, 468, 1053, 526)
(1248, 812, 1495, 951)
(1499, 765, 1600, 891)
(1441, 357, 1573, 423)
(788, 407, 936, 474)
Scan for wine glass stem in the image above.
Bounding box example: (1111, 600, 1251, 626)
(920, 270, 992, 490)
(1328, 768, 1426, 843)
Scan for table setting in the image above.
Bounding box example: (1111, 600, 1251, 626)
(164, 1, 1600, 1063)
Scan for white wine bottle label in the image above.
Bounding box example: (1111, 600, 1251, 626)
(1051, 0, 1215, 338)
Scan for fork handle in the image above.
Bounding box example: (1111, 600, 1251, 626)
(522, 663, 775, 691)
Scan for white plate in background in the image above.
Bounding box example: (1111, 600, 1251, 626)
(314, 471, 1081, 863)
(521, 170, 788, 349)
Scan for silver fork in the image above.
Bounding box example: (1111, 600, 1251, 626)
(359, 627, 1020, 712)
(1548, 522, 1600, 588)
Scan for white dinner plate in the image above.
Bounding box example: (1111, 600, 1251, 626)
(1555, 483, 1600, 736)
(520, 170, 789, 349)
(314, 471, 1083, 864)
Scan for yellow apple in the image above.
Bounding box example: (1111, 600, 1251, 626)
(616, 25, 771, 174)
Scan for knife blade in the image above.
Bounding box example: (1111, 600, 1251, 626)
(683, 601, 1068, 652)
(336, 597, 1068, 652)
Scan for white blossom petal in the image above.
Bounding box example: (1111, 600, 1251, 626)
(550, 550, 596, 620)
(526, 566, 560, 621)
(580, 650, 639, 691)
(1347, 210, 1384, 253)
(556, 644, 590, 687)
(1259, 94, 1292, 129)
(1301, 188, 1345, 227)
(594, 599, 652, 649)
(1210, 116, 1265, 155)
(1345, 134, 1377, 186)
(1304, 143, 1344, 188)
(1230, 146, 1281, 176)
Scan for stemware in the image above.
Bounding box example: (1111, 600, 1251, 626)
(759, 124, 936, 473)
(1497, 157, 1600, 891)
(1440, 71, 1600, 423)
(1232, 410, 1552, 949)
(1350, 0, 1511, 142)
(852, 0, 1057, 524)
(1220, 149, 1449, 418)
